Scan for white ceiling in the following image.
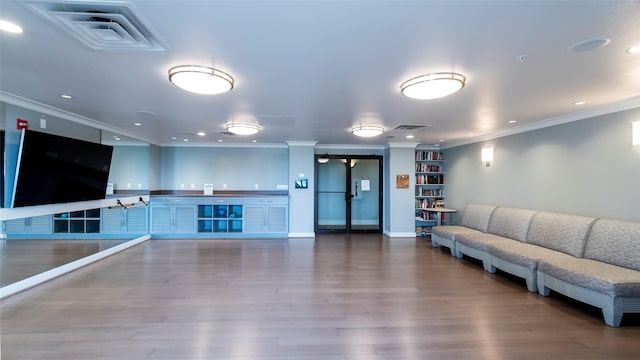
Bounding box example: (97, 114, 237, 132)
(1, 0, 640, 147)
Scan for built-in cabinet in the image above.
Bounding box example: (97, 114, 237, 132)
(3, 195, 288, 238)
(149, 197, 197, 234)
(197, 197, 243, 234)
(54, 209, 101, 234)
(101, 206, 149, 234)
(415, 150, 445, 236)
(150, 195, 288, 238)
(243, 198, 288, 235)
(4, 215, 52, 234)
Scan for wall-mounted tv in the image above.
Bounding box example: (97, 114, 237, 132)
(11, 129, 113, 207)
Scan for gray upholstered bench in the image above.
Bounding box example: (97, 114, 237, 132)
(537, 218, 640, 327)
(486, 211, 596, 293)
(430, 204, 496, 256)
(430, 205, 640, 326)
(456, 207, 536, 273)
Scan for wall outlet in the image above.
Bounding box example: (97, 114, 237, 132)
(255, 184, 259, 189)
(137, 184, 142, 189)
(180, 184, 185, 189)
(222, 183, 227, 189)
(127, 183, 131, 189)
(190, 184, 195, 189)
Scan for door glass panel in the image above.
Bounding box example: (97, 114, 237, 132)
(350, 159, 379, 231)
(317, 158, 347, 230)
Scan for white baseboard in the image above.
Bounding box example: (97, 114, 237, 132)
(385, 231, 419, 238)
(288, 232, 316, 238)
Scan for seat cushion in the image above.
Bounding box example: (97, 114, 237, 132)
(431, 225, 480, 241)
(455, 232, 512, 252)
(539, 257, 640, 297)
(584, 218, 640, 271)
(488, 241, 576, 270)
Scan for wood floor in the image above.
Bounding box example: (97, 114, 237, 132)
(2, 235, 640, 359)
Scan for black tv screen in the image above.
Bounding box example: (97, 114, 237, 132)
(12, 130, 113, 207)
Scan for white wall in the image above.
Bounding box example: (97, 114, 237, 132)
(444, 107, 640, 221)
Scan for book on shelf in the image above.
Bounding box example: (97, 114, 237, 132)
(415, 151, 444, 161)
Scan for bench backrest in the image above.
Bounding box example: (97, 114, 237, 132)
(487, 207, 537, 242)
(526, 212, 597, 257)
(460, 204, 498, 232)
(584, 218, 640, 271)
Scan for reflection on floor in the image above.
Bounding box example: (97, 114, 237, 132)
(0, 238, 129, 286)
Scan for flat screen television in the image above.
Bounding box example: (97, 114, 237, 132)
(11, 129, 114, 207)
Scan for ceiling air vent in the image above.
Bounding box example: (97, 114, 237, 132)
(24, 1, 169, 52)
(391, 125, 431, 131)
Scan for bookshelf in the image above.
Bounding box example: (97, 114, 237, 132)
(415, 150, 445, 236)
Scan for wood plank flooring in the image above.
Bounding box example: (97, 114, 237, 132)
(2, 234, 640, 359)
(0, 239, 130, 286)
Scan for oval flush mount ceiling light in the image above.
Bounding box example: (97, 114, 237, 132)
(0, 20, 23, 33)
(352, 125, 384, 137)
(400, 72, 465, 100)
(168, 65, 234, 94)
(226, 122, 261, 135)
(568, 38, 610, 53)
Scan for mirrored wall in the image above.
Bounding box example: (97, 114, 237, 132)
(0, 101, 151, 289)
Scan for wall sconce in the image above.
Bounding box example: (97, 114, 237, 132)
(481, 146, 494, 167)
(633, 121, 640, 146)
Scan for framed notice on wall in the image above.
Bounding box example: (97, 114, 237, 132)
(396, 174, 409, 188)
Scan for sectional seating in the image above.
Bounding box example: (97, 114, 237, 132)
(431, 204, 640, 327)
(430, 204, 497, 256)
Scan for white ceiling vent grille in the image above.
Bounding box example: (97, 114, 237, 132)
(391, 125, 432, 131)
(24, 1, 169, 52)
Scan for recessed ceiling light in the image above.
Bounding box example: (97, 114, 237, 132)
(60, 94, 72, 99)
(183, 139, 189, 142)
(218, 139, 223, 142)
(509, 120, 517, 124)
(252, 140, 257, 143)
(134, 122, 142, 126)
(439, 139, 445, 142)
(406, 135, 414, 139)
(197, 131, 206, 136)
(0, 20, 23, 33)
(628, 45, 640, 54)
(434, 144, 440, 147)
(574, 101, 586, 105)
(113, 136, 120, 141)
(171, 137, 177, 140)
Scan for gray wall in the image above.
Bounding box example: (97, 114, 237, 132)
(444, 107, 640, 221)
(108, 145, 150, 191)
(149, 144, 162, 191)
(384, 144, 418, 236)
(160, 146, 289, 191)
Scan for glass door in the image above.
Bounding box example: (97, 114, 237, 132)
(315, 155, 382, 233)
(350, 158, 381, 232)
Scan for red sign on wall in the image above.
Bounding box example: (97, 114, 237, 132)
(17, 118, 29, 130)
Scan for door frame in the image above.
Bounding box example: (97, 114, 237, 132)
(314, 154, 383, 233)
